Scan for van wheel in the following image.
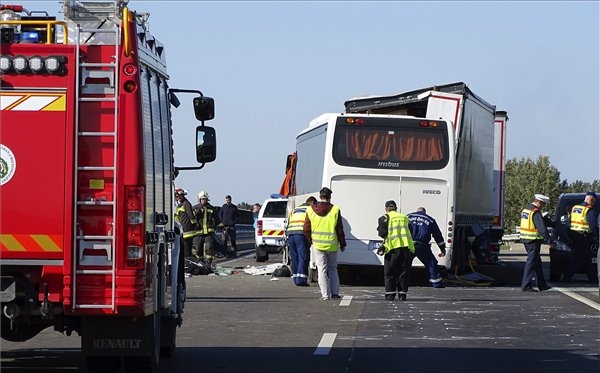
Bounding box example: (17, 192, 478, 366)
(256, 246, 268, 262)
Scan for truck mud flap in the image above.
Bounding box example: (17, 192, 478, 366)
(81, 314, 158, 357)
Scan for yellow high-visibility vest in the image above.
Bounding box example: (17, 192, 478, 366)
(383, 210, 415, 254)
(570, 204, 591, 233)
(286, 205, 308, 235)
(519, 207, 542, 241)
(306, 205, 340, 252)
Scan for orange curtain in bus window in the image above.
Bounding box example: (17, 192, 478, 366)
(345, 130, 392, 160)
(393, 131, 443, 161)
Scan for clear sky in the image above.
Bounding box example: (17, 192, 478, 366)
(17, 1, 600, 206)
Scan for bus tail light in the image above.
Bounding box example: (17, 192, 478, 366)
(126, 186, 145, 268)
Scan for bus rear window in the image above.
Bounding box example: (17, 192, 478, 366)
(332, 118, 449, 170)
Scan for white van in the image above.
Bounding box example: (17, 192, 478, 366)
(255, 197, 288, 262)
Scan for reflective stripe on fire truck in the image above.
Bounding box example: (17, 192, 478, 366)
(0, 92, 66, 111)
(0, 234, 63, 252)
(261, 230, 284, 237)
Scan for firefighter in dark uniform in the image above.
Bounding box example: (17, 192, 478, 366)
(175, 188, 200, 259)
(286, 196, 317, 286)
(407, 207, 447, 288)
(519, 194, 552, 292)
(376, 200, 415, 301)
(193, 191, 220, 269)
(564, 192, 598, 282)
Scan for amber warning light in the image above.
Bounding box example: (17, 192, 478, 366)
(419, 120, 439, 128)
(345, 118, 365, 125)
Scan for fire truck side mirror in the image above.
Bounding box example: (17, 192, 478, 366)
(193, 97, 215, 121)
(196, 126, 217, 163)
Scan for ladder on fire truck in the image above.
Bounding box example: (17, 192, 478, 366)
(70, 1, 123, 312)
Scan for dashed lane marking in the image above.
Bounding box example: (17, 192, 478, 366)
(339, 295, 353, 307)
(554, 287, 600, 311)
(314, 333, 337, 355)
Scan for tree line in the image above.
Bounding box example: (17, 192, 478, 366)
(504, 155, 600, 233)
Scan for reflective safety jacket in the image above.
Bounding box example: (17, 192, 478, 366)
(286, 204, 309, 236)
(520, 207, 542, 241)
(383, 210, 415, 254)
(176, 199, 199, 238)
(306, 205, 340, 252)
(194, 203, 219, 235)
(570, 204, 591, 233)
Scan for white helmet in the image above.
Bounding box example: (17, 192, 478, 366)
(198, 190, 209, 200)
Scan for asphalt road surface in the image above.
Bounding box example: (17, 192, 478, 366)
(2, 248, 599, 373)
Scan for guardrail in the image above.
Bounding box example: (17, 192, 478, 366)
(215, 224, 255, 245)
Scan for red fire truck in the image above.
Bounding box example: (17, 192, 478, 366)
(0, 1, 215, 372)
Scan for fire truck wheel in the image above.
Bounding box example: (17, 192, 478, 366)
(160, 316, 177, 357)
(86, 356, 121, 373)
(123, 313, 160, 373)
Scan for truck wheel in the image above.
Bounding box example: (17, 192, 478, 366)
(124, 313, 160, 373)
(86, 356, 121, 373)
(256, 246, 268, 262)
(160, 315, 177, 358)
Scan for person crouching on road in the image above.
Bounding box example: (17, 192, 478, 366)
(286, 196, 317, 287)
(193, 191, 220, 270)
(304, 187, 346, 300)
(519, 194, 552, 292)
(377, 200, 415, 301)
(407, 207, 447, 288)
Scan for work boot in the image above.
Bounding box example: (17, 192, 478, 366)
(398, 294, 407, 301)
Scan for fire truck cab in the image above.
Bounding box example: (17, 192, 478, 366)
(0, 1, 214, 372)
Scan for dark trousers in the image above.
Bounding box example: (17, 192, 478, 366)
(193, 234, 216, 262)
(183, 236, 194, 258)
(520, 240, 548, 290)
(413, 242, 443, 287)
(288, 234, 310, 286)
(383, 247, 412, 300)
(223, 226, 237, 256)
(565, 233, 595, 281)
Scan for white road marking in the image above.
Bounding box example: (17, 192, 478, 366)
(339, 295, 353, 306)
(554, 288, 600, 311)
(314, 333, 337, 355)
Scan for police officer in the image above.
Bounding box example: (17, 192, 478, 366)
(193, 191, 220, 269)
(286, 196, 317, 286)
(407, 207, 446, 288)
(376, 200, 415, 301)
(519, 194, 552, 292)
(564, 192, 598, 282)
(304, 187, 346, 300)
(175, 188, 200, 259)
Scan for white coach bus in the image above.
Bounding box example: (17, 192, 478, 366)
(285, 113, 456, 269)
